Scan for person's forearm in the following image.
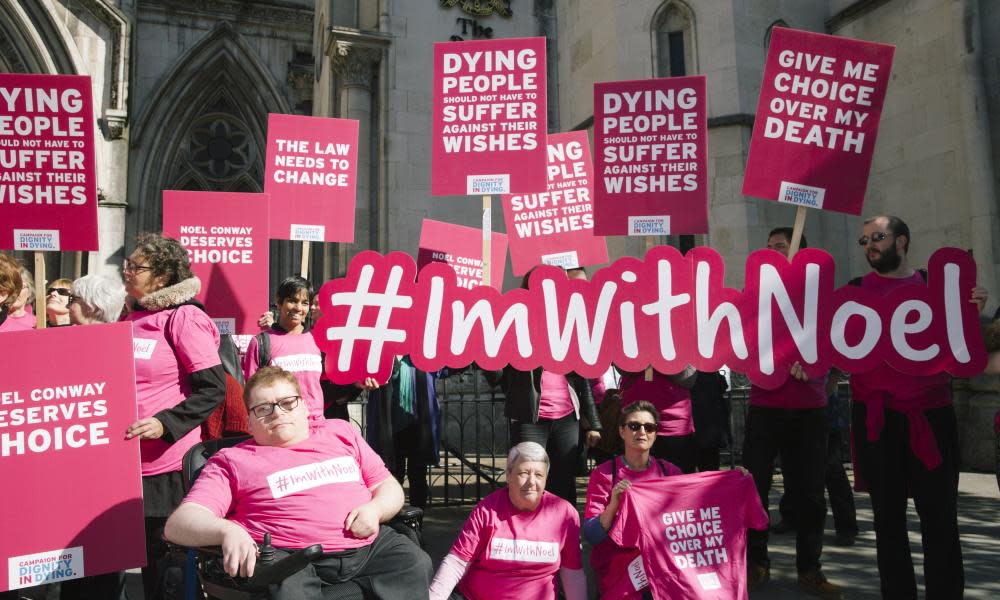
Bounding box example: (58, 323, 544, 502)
(369, 477, 405, 522)
(559, 568, 587, 600)
(598, 499, 619, 532)
(429, 552, 468, 600)
(164, 503, 239, 547)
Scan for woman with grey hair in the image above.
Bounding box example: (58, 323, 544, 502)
(68, 273, 127, 324)
(428, 441, 586, 600)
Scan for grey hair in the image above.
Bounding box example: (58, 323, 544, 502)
(19, 268, 34, 304)
(72, 273, 126, 323)
(506, 441, 550, 473)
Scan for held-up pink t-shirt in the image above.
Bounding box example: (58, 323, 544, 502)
(749, 375, 828, 409)
(450, 489, 581, 600)
(0, 311, 35, 332)
(183, 419, 391, 552)
(620, 371, 694, 436)
(585, 457, 683, 599)
(537, 371, 575, 421)
(243, 330, 325, 420)
(128, 305, 221, 476)
(609, 471, 768, 600)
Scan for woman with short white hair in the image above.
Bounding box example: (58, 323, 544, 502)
(69, 273, 127, 324)
(428, 441, 586, 600)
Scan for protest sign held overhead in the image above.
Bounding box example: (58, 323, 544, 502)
(593, 76, 708, 236)
(312, 247, 985, 388)
(0, 73, 98, 251)
(502, 131, 608, 276)
(432, 36, 547, 196)
(416, 218, 508, 291)
(264, 113, 358, 242)
(743, 27, 895, 214)
(162, 191, 270, 336)
(0, 323, 144, 592)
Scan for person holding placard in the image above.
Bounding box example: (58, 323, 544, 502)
(122, 233, 226, 599)
(849, 215, 986, 599)
(0, 268, 35, 332)
(244, 276, 326, 420)
(743, 228, 843, 599)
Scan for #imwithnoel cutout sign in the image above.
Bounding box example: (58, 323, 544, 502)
(312, 246, 985, 389)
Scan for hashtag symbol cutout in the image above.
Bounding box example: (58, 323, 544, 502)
(274, 475, 289, 493)
(327, 264, 413, 373)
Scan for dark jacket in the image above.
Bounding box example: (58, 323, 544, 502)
(486, 367, 602, 431)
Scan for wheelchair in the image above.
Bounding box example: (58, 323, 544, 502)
(175, 435, 424, 600)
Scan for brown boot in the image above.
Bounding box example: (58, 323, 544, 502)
(747, 563, 770, 592)
(797, 570, 844, 600)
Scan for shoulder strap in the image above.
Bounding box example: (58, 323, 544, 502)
(918, 268, 928, 282)
(255, 331, 271, 369)
(655, 458, 669, 477)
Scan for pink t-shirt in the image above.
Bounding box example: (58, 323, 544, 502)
(128, 305, 221, 476)
(609, 471, 768, 600)
(749, 376, 827, 409)
(0, 311, 35, 332)
(184, 419, 391, 552)
(585, 457, 683, 598)
(537, 371, 575, 421)
(450, 489, 582, 600)
(243, 330, 325, 420)
(620, 371, 694, 436)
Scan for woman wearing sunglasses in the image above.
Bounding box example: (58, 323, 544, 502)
(121, 233, 226, 599)
(45, 277, 73, 326)
(584, 401, 682, 599)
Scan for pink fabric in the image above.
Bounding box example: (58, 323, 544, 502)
(450, 489, 581, 600)
(183, 419, 391, 552)
(609, 471, 768, 600)
(243, 330, 325, 420)
(128, 305, 221, 476)
(591, 377, 608, 405)
(0, 311, 35, 332)
(620, 371, 694, 436)
(538, 371, 575, 421)
(585, 457, 682, 598)
(749, 376, 827, 409)
(850, 270, 953, 470)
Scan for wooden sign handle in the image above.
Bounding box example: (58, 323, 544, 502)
(644, 236, 655, 380)
(34, 252, 46, 329)
(300, 241, 311, 279)
(788, 205, 808, 259)
(481, 195, 491, 287)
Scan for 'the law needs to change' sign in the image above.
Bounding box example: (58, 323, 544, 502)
(0, 73, 98, 251)
(264, 113, 358, 242)
(417, 219, 508, 291)
(432, 37, 547, 196)
(742, 27, 895, 215)
(162, 191, 270, 336)
(502, 131, 607, 275)
(594, 76, 708, 236)
(0, 323, 144, 591)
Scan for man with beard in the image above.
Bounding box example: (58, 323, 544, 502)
(849, 215, 986, 599)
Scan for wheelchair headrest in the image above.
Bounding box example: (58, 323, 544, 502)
(182, 435, 252, 492)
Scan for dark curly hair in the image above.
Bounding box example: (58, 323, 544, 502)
(275, 276, 314, 304)
(133, 233, 193, 288)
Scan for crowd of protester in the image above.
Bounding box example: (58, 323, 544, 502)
(0, 213, 996, 600)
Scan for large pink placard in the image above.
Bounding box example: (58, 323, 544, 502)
(0, 323, 144, 591)
(502, 131, 608, 276)
(742, 27, 895, 215)
(312, 247, 984, 389)
(416, 219, 508, 291)
(0, 73, 98, 251)
(162, 191, 270, 336)
(264, 113, 358, 242)
(593, 76, 708, 236)
(432, 37, 547, 196)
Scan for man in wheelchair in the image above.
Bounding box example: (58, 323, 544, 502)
(164, 366, 433, 599)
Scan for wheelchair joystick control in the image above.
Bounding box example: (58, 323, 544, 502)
(259, 533, 275, 565)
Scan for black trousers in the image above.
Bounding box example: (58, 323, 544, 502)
(778, 427, 858, 535)
(392, 423, 429, 508)
(743, 405, 829, 573)
(651, 432, 698, 473)
(852, 402, 964, 599)
(510, 412, 580, 505)
(142, 516, 186, 600)
(269, 526, 433, 600)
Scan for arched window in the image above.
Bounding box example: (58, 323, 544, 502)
(652, 1, 696, 77)
(765, 19, 788, 48)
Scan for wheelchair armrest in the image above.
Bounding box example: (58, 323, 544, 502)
(396, 504, 423, 522)
(242, 543, 324, 591)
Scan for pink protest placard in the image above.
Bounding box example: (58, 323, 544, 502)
(264, 113, 358, 242)
(432, 37, 547, 196)
(162, 191, 270, 336)
(416, 219, 508, 291)
(742, 27, 895, 214)
(0, 323, 144, 591)
(0, 73, 97, 251)
(593, 76, 708, 236)
(502, 131, 608, 276)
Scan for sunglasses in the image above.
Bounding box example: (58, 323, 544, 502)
(624, 422, 657, 434)
(248, 396, 301, 420)
(47, 287, 72, 298)
(857, 231, 891, 246)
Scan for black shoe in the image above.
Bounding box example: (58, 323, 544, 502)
(770, 519, 795, 534)
(833, 531, 857, 546)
